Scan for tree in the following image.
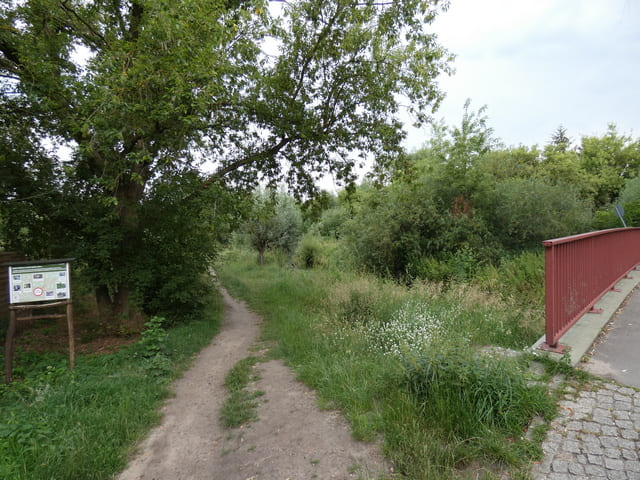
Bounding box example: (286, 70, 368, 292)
(246, 191, 302, 265)
(1, 0, 451, 326)
(549, 125, 571, 153)
(579, 125, 640, 208)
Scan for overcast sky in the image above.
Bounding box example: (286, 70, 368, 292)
(402, 0, 640, 151)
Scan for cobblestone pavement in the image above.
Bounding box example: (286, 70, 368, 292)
(531, 381, 640, 479)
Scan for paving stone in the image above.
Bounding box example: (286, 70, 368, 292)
(565, 420, 583, 431)
(585, 464, 607, 476)
(615, 419, 635, 430)
(618, 438, 636, 450)
(552, 459, 569, 473)
(615, 392, 632, 401)
(584, 440, 604, 455)
(608, 470, 628, 480)
(564, 439, 582, 454)
(604, 447, 623, 459)
(595, 407, 613, 416)
(583, 421, 602, 434)
(566, 430, 578, 440)
(547, 473, 572, 480)
(604, 457, 626, 471)
(614, 410, 632, 420)
(530, 379, 640, 480)
(535, 456, 553, 474)
(601, 436, 621, 448)
(616, 402, 634, 412)
(626, 461, 640, 473)
(596, 415, 617, 426)
(601, 425, 619, 436)
(569, 462, 585, 475)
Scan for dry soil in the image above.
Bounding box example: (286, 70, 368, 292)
(116, 287, 390, 480)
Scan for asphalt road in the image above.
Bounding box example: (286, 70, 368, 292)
(583, 287, 640, 388)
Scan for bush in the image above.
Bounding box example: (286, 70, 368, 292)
(476, 250, 545, 306)
(489, 178, 593, 249)
(403, 346, 553, 438)
(294, 234, 324, 269)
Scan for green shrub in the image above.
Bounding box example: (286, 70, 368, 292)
(403, 346, 553, 438)
(489, 178, 593, 250)
(294, 234, 324, 269)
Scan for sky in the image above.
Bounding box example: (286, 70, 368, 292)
(402, 0, 640, 151)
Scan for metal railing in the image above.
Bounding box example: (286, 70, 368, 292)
(543, 228, 640, 349)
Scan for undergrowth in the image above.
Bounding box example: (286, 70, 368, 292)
(0, 290, 223, 480)
(217, 248, 559, 479)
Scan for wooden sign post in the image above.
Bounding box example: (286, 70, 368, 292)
(4, 259, 75, 384)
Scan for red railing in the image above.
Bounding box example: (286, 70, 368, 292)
(544, 228, 640, 348)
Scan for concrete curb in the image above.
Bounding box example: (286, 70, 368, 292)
(530, 268, 640, 366)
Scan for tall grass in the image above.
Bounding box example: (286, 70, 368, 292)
(0, 291, 223, 480)
(217, 248, 555, 479)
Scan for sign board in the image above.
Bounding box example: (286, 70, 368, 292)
(8, 261, 71, 304)
(614, 204, 627, 228)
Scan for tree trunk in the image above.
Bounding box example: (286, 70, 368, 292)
(96, 285, 145, 333)
(257, 248, 265, 266)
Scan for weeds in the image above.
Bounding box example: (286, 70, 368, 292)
(220, 356, 264, 428)
(217, 250, 560, 479)
(0, 291, 222, 480)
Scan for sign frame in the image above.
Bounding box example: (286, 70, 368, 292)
(3, 258, 75, 383)
(7, 259, 73, 304)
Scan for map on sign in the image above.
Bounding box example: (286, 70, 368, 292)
(8, 262, 70, 304)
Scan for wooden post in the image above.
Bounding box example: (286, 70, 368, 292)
(3, 259, 75, 383)
(66, 300, 75, 371)
(4, 300, 75, 383)
(4, 309, 16, 384)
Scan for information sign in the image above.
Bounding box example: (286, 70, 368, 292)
(8, 262, 70, 304)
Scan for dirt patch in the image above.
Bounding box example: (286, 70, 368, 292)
(117, 288, 391, 480)
(6, 314, 139, 356)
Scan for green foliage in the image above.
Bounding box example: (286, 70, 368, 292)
(476, 251, 545, 307)
(618, 175, 640, 205)
(246, 190, 303, 265)
(580, 124, 640, 208)
(217, 255, 557, 478)
(0, 290, 222, 480)
(293, 234, 325, 269)
(403, 347, 554, 438)
(219, 356, 263, 428)
(138, 316, 170, 377)
(316, 206, 351, 239)
(489, 178, 593, 249)
(1, 0, 451, 325)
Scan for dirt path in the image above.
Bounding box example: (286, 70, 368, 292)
(117, 288, 390, 480)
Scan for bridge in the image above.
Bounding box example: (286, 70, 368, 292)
(535, 228, 640, 366)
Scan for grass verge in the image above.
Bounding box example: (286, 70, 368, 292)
(217, 249, 560, 479)
(0, 290, 223, 480)
(219, 356, 265, 428)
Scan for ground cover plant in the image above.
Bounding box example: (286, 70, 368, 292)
(217, 248, 558, 479)
(0, 291, 222, 480)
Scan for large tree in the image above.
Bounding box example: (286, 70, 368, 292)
(1, 0, 451, 325)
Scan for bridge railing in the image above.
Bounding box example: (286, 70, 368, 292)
(543, 228, 640, 349)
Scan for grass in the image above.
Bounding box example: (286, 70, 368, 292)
(0, 290, 223, 480)
(219, 356, 265, 428)
(216, 248, 561, 479)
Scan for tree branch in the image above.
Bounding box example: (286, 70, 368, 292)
(59, 0, 109, 50)
(188, 137, 291, 199)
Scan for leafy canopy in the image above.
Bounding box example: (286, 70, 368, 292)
(0, 0, 452, 322)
